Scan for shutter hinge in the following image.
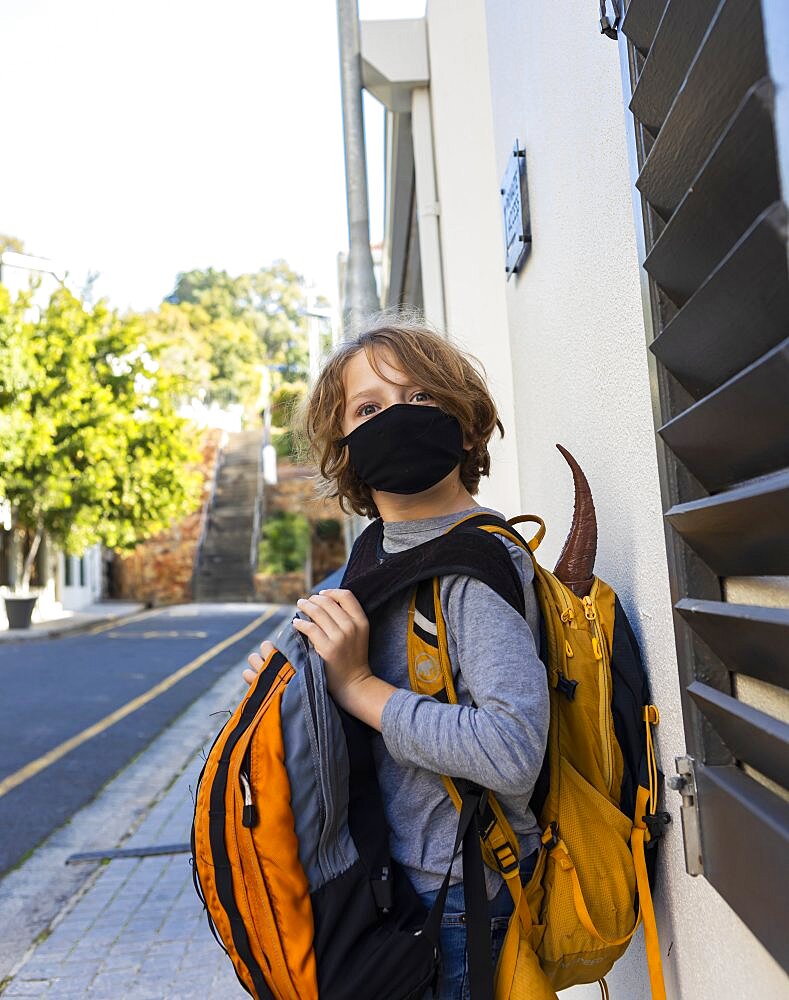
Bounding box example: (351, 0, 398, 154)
(599, 0, 622, 39)
(667, 755, 704, 876)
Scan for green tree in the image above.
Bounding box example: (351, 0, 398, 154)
(0, 286, 203, 589)
(201, 315, 264, 408)
(146, 299, 264, 413)
(166, 261, 309, 386)
(140, 301, 214, 402)
(258, 511, 310, 574)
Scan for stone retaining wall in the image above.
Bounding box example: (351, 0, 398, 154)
(113, 429, 223, 606)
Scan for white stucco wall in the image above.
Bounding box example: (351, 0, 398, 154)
(425, 0, 521, 517)
(425, 0, 788, 996)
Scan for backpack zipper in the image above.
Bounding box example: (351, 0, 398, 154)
(298, 630, 332, 875)
(582, 588, 615, 796)
(304, 662, 328, 834)
(232, 793, 292, 994)
(553, 577, 576, 627)
(239, 746, 257, 829)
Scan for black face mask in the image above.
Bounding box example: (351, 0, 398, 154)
(339, 403, 467, 495)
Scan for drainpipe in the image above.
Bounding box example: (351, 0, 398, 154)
(410, 86, 446, 331)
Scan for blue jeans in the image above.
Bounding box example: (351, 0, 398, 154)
(418, 850, 538, 1000)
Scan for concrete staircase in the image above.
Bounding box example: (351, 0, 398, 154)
(192, 430, 263, 602)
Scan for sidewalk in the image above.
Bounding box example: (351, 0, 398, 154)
(0, 600, 148, 642)
(3, 757, 246, 999)
(0, 612, 290, 999)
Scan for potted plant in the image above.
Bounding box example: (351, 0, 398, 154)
(4, 592, 39, 629)
(0, 512, 45, 628)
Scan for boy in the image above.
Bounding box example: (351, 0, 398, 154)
(244, 318, 549, 999)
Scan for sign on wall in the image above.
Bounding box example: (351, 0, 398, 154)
(500, 140, 531, 277)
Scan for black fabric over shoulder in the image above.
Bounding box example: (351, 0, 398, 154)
(340, 515, 526, 621)
(340, 518, 384, 587)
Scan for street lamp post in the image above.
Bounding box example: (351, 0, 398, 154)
(336, 0, 381, 551)
(336, 0, 380, 338)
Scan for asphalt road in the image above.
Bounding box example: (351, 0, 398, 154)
(0, 603, 292, 876)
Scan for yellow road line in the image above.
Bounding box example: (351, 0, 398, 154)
(0, 607, 280, 800)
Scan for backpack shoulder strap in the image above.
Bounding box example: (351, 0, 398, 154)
(403, 513, 533, 859)
(339, 517, 383, 586)
(340, 517, 527, 620)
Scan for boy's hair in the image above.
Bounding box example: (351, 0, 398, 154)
(295, 313, 505, 520)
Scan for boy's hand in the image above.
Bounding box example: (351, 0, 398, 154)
(242, 590, 395, 730)
(292, 589, 373, 705)
(243, 639, 276, 685)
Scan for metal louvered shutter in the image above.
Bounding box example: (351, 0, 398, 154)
(620, 0, 789, 969)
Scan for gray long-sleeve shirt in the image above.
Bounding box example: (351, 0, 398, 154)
(370, 504, 550, 899)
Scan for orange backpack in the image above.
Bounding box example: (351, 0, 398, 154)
(191, 522, 531, 999)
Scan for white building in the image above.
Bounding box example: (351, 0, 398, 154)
(359, 2, 788, 997)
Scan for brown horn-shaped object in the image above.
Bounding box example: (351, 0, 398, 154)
(553, 443, 597, 598)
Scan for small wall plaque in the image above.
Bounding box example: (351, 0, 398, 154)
(500, 140, 531, 277)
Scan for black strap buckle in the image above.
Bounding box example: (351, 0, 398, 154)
(491, 841, 520, 876)
(455, 780, 490, 827)
(643, 810, 672, 840)
(479, 808, 497, 841)
(543, 820, 560, 852)
(556, 672, 579, 701)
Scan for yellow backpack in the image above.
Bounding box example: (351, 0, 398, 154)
(406, 449, 669, 1000)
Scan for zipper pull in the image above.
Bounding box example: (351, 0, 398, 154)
(582, 596, 596, 621)
(560, 607, 574, 623)
(240, 771, 258, 828)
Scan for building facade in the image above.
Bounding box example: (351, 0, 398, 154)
(360, 1, 788, 997)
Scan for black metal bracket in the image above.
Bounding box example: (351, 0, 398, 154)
(599, 0, 622, 39)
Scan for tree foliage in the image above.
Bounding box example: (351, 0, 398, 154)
(140, 301, 215, 402)
(0, 253, 315, 589)
(0, 285, 203, 585)
(165, 260, 310, 396)
(258, 511, 310, 574)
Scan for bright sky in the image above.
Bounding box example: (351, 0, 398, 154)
(0, 0, 425, 312)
